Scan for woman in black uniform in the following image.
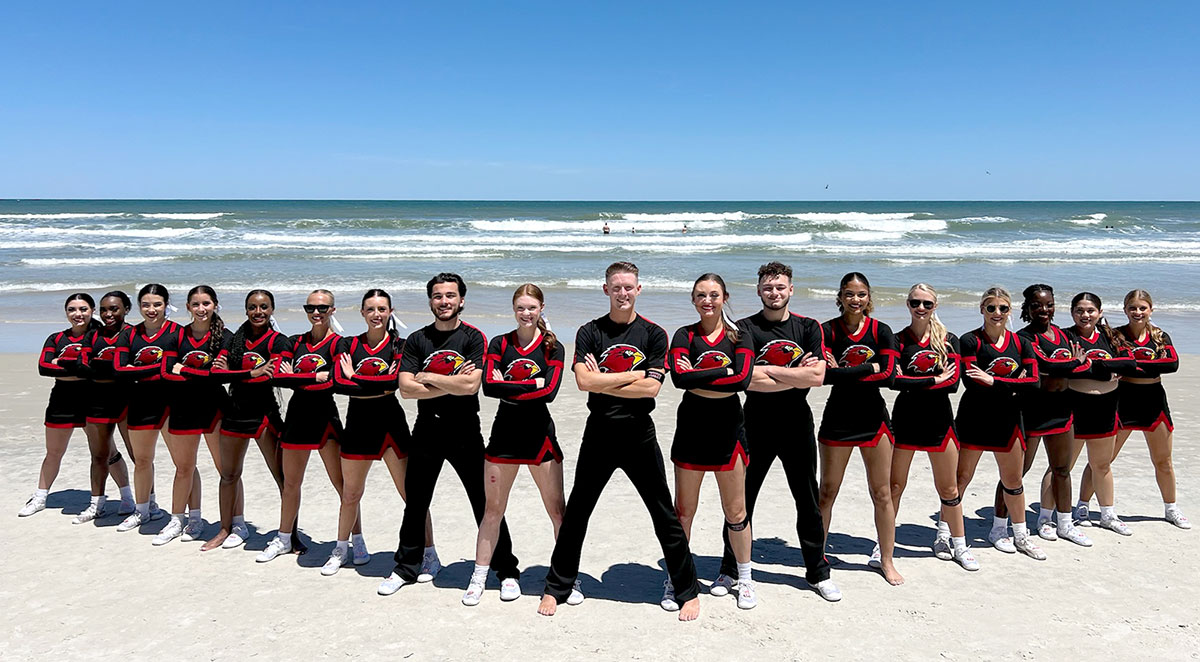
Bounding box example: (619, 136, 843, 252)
(466, 283, 571, 606)
(817, 272, 903, 585)
(955, 287, 1045, 560)
(888, 283, 977, 571)
(669, 274, 756, 607)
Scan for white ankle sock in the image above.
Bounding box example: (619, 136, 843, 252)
(1012, 522, 1029, 538)
(352, 533, 365, 546)
(951, 536, 967, 550)
(232, 514, 244, 526)
(172, 512, 185, 524)
(737, 562, 752, 583)
(1057, 511, 1073, 530)
(1076, 499, 1088, 510)
(336, 540, 349, 554)
(188, 508, 201, 523)
(1100, 505, 1115, 519)
(277, 531, 291, 544)
(34, 488, 48, 499)
(992, 516, 1008, 532)
(424, 545, 436, 556)
(119, 486, 133, 500)
(136, 502, 149, 516)
(1165, 502, 1179, 513)
(472, 564, 489, 582)
(1038, 507, 1053, 522)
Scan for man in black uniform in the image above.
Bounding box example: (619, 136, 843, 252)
(714, 261, 843, 601)
(538, 261, 701, 621)
(378, 273, 521, 597)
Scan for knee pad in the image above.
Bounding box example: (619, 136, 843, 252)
(939, 495, 962, 507)
(725, 516, 750, 532)
(108, 452, 123, 466)
(1001, 482, 1024, 496)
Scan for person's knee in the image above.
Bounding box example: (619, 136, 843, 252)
(936, 483, 959, 501)
(1152, 456, 1174, 473)
(341, 485, 365, 505)
(890, 479, 907, 498)
(1050, 464, 1071, 479)
(674, 499, 695, 523)
(868, 482, 892, 505)
(721, 499, 747, 524)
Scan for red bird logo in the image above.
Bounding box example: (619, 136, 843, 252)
(58, 343, 84, 361)
(295, 353, 327, 373)
(356, 356, 391, 376)
(987, 356, 1020, 377)
(695, 351, 732, 370)
(839, 344, 875, 368)
(598, 344, 645, 373)
(422, 350, 466, 376)
(756, 339, 803, 367)
(1084, 348, 1112, 360)
(133, 346, 163, 365)
(1049, 347, 1072, 360)
(242, 352, 266, 370)
(1131, 347, 1156, 360)
(504, 358, 541, 380)
(181, 350, 211, 369)
(908, 349, 939, 374)
(95, 346, 116, 361)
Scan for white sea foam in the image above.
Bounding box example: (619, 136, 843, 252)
(604, 212, 749, 222)
(950, 216, 1017, 224)
(823, 230, 905, 242)
(0, 213, 127, 220)
(1068, 213, 1108, 225)
(21, 256, 176, 266)
(0, 281, 118, 292)
(778, 212, 919, 224)
(840, 218, 948, 232)
(14, 226, 202, 239)
(139, 212, 229, 220)
(470, 219, 724, 232)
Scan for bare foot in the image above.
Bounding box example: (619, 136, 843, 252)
(678, 597, 700, 622)
(200, 529, 229, 552)
(881, 562, 905, 586)
(537, 595, 558, 616)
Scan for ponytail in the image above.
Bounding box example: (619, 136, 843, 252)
(692, 273, 740, 343)
(187, 285, 224, 357)
(909, 283, 948, 369)
(512, 283, 557, 352)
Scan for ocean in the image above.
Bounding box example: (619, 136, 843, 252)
(4, 200, 1199, 352)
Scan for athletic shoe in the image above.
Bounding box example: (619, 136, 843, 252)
(352, 538, 370, 565)
(1166, 509, 1192, 530)
(181, 519, 206, 542)
(462, 576, 485, 606)
(813, 578, 842, 602)
(117, 511, 149, 532)
(1073, 503, 1091, 526)
(709, 573, 735, 597)
(377, 572, 406, 596)
(567, 579, 585, 606)
(152, 517, 184, 546)
(500, 577, 521, 602)
(1037, 519, 1058, 541)
(1057, 525, 1093, 547)
(321, 546, 350, 576)
(221, 523, 249, 548)
(117, 497, 135, 516)
(952, 545, 980, 571)
(1013, 535, 1047, 560)
(17, 494, 46, 517)
(417, 551, 441, 583)
(932, 533, 953, 561)
(72, 500, 105, 525)
(987, 527, 1016, 554)
(867, 544, 882, 569)
(736, 580, 757, 610)
(660, 580, 680, 612)
(256, 538, 291, 563)
(1098, 515, 1132, 536)
(148, 500, 164, 521)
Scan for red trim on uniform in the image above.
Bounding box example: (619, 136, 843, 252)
(1075, 414, 1120, 440)
(820, 421, 893, 448)
(45, 421, 84, 429)
(959, 425, 1025, 452)
(340, 432, 406, 460)
(1027, 416, 1074, 438)
(512, 331, 545, 356)
(1119, 411, 1173, 433)
(486, 436, 564, 465)
(281, 422, 337, 450)
(86, 408, 128, 425)
(673, 440, 749, 472)
(169, 411, 223, 436)
(220, 416, 277, 439)
(128, 407, 171, 431)
(894, 428, 959, 452)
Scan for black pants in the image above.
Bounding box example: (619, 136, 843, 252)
(719, 404, 831, 584)
(392, 415, 519, 581)
(543, 415, 699, 604)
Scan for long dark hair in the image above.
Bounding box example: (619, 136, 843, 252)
(64, 292, 102, 333)
(512, 283, 557, 352)
(137, 283, 170, 306)
(362, 288, 403, 361)
(692, 273, 740, 342)
(230, 289, 275, 370)
(187, 285, 224, 357)
(1071, 292, 1125, 350)
(1021, 283, 1054, 324)
(836, 271, 874, 316)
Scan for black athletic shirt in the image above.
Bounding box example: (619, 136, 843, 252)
(1117, 326, 1179, 378)
(276, 331, 343, 392)
(668, 323, 754, 393)
(399, 321, 487, 417)
(333, 332, 402, 397)
(165, 325, 235, 383)
(115, 321, 183, 382)
(83, 325, 131, 381)
(736, 310, 826, 407)
(38, 329, 90, 378)
(482, 331, 565, 403)
(1062, 326, 1137, 380)
(574, 314, 668, 419)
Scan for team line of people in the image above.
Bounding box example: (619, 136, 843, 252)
(20, 261, 1189, 620)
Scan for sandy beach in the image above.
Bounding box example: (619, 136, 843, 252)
(2, 349, 1197, 661)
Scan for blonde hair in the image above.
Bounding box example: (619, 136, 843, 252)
(1124, 289, 1165, 353)
(980, 287, 1012, 329)
(909, 283, 948, 369)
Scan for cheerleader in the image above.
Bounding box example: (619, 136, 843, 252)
(668, 274, 756, 607)
(466, 284, 572, 606)
(817, 272, 903, 585)
(1062, 293, 1139, 535)
(1078, 290, 1188, 528)
(955, 287, 1045, 560)
(19, 293, 131, 519)
(887, 284, 978, 571)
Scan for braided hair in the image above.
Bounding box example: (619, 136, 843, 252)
(908, 283, 948, 369)
(187, 285, 224, 358)
(1020, 283, 1054, 324)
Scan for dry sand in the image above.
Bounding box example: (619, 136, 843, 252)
(2, 350, 1197, 661)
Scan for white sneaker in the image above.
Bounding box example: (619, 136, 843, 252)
(256, 538, 291, 563)
(867, 543, 882, 569)
(117, 511, 148, 532)
(932, 533, 953, 561)
(660, 580, 679, 612)
(988, 527, 1016, 553)
(709, 573, 735, 597)
(567, 579, 585, 606)
(1098, 515, 1132, 537)
(736, 580, 758, 609)
(1058, 525, 1093, 547)
(352, 538, 370, 565)
(221, 523, 249, 548)
(1073, 503, 1091, 526)
(117, 497, 135, 516)
(813, 578, 842, 602)
(462, 577, 485, 606)
(1014, 535, 1047, 560)
(417, 551, 441, 583)
(152, 517, 184, 546)
(1037, 519, 1058, 541)
(181, 519, 206, 542)
(952, 545, 980, 571)
(18, 494, 47, 517)
(500, 577, 521, 602)
(1166, 509, 1192, 530)
(377, 572, 406, 595)
(73, 500, 106, 525)
(321, 546, 350, 576)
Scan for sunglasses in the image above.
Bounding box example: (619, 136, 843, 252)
(985, 304, 1011, 314)
(907, 299, 935, 310)
(303, 304, 332, 314)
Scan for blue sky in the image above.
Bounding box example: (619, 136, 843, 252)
(2, 2, 1196, 200)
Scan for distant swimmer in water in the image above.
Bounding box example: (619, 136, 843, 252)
(631, 227, 636, 234)
(682, 225, 688, 235)
(602, 223, 610, 235)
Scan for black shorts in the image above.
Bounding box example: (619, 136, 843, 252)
(818, 387, 893, 448)
(891, 391, 958, 452)
(1118, 381, 1173, 432)
(955, 392, 1024, 452)
(671, 392, 748, 471)
(486, 401, 562, 465)
(283, 391, 343, 450)
(45, 379, 89, 429)
(341, 394, 410, 460)
(1021, 389, 1073, 438)
(127, 380, 171, 431)
(1071, 388, 1120, 440)
(220, 387, 283, 439)
(85, 381, 130, 425)
(168, 382, 230, 436)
